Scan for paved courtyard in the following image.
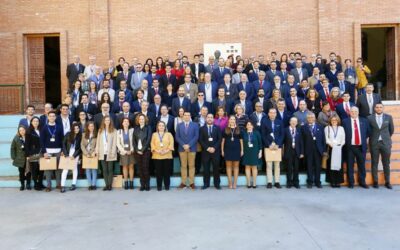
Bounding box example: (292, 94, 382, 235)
(0, 186, 399, 250)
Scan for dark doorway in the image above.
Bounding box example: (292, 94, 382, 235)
(361, 27, 396, 100)
(44, 36, 61, 106)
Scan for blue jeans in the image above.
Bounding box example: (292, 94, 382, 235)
(86, 169, 98, 186)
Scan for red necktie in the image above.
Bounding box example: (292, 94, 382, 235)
(155, 88, 158, 94)
(345, 103, 350, 115)
(292, 97, 297, 109)
(324, 88, 329, 98)
(354, 119, 360, 145)
(259, 80, 262, 89)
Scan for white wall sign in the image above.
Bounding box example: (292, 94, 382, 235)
(203, 43, 242, 65)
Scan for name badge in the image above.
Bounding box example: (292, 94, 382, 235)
(292, 142, 295, 148)
(257, 122, 260, 126)
(270, 133, 274, 137)
(186, 93, 190, 98)
(208, 138, 213, 142)
(21, 145, 24, 149)
(160, 143, 164, 147)
(226, 92, 230, 96)
(248, 143, 253, 148)
(124, 144, 129, 148)
(231, 137, 234, 141)
(283, 80, 287, 84)
(313, 137, 316, 140)
(50, 138, 55, 142)
(349, 75, 353, 79)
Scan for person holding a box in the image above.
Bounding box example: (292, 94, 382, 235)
(40, 111, 64, 192)
(60, 123, 82, 193)
(96, 116, 118, 191)
(81, 121, 98, 190)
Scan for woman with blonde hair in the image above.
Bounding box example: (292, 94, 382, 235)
(116, 118, 135, 190)
(96, 116, 117, 191)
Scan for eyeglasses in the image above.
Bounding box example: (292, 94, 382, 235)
(198, 94, 204, 97)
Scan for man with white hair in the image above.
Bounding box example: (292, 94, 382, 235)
(342, 106, 370, 189)
(83, 55, 97, 80)
(66, 55, 85, 87)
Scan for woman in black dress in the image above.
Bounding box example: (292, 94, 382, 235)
(305, 88, 322, 116)
(221, 116, 243, 189)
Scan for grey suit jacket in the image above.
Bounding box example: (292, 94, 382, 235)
(130, 72, 147, 90)
(232, 73, 241, 84)
(367, 113, 394, 147)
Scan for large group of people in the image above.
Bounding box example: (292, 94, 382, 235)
(10, 50, 394, 193)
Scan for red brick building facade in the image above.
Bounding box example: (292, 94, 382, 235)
(0, 0, 399, 113)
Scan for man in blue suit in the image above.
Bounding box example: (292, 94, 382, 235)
(212, 87, 234, 116)
(171, 86, 191, 118)
(261, 108, 284, 189)
(276, 99, 291, 127)
(237, 74, 255, 101)
(342, 106, 370, 189)
(198, 73, 218, 104)
(325, 61, 339, 87)
(234, 91, 253, 116)
(252, 71, 271, 99)
(175, 111, 199, 190)
(130, 63, 146, 90)
(212, 58, 231, 86)
(191, 91, 212, 118)
(335, 92, 354, 121)
(283, 117, 304, 188)
(337, 72, 355, 102)
(220, 74, 238, 101)
(19, 105, 36, 128)
(285, 88, 303, 114)
(265, 61, 281, 84)
(301, 112, 326, 188)
(318, 79, 332, 101)
(146, 65, 160, 88)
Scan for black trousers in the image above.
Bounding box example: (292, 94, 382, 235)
(154, 159, 172, 189)
(18, 166, 31, 186)
(135, 151, 150, 187)
(30, 162, 44, 187)
(202, 152, 220, 187)
(285, 148, 299, 186)
(195, 152, 202, 174)
(347, 145, 366, 185)
(306, 145, 322, 185)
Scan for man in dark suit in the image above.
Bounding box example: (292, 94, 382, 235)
(235, 91, 253, 116)
(324, 61, 340, 87)
(290, 58, 309, 84)
(301, 112, 326, 188)
(261, 108, 284, 188)
(198, 73, 218, 104)
(74, 94, 97, 121)
(252, 71, 271, 99)
(171, 86, 191, 117)
(191, 91, 212, 118)
(249, 102, 266, 132)
(337, 72, 355, 102)
(136, 100, 156, 131)
(220, 74, 238, 101)
(318, 79, 333, 101)
(237, 74, 256, 101)
(115, 62, 132, 90)
(157, 105, 175, 136)
(93, 102, 116, 130)
(276, 99, 291, 127)
(283, 117, 304, 188)
(113, 80, 133, 103)
(253, 88, 269, 112)
(368, 103, 394, 189)
(285, 87, 303, 114)
(199, 113, 222, 190)
(336, 92, 355, 121)
(342, 106, 370, 188)
(265, 61, 281, 84)
(66, 55, 85, 88)
(356, 83, 382, 118)
(175, 111, 199, 189)
(190, 54, 206, 83)
(212, 58, 231, 86)
(115, 102, 135, 130)
(149, 94, 163, 118)
(18, 105, 36, 129)
(159, 64, 176, 89)
(40, 103, 53, 127)
(112, 90, 128, 114)
(212, 87, 234, 116)
(148, 79, 163, 104)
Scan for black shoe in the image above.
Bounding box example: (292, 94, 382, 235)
(157, 187, 162, 191)
(373, 182, 379, 189)
(88, 186, 92, 191)
(129, 181, 134, 190)
(26, 183, 32, 190)
(360, 183, 369, 189)
(201, 186, 209, 190)
(307, 184, 312, 189)
(294, 184, 300, 189)
(348, 184, 354, 189)
(266, 183, 272, 189)
(247, 185, 252, 189)
(215, 186, 221, 190)
(145, 186, 150, 191)
(108, 186, 112, 191)
(274, 183, 282, 189)
(287, 184, 292, 189)
(252, 185, 257, 189)
(20, 185, 25, 191)
(70, 185, 76, 191)
(140, 186, 145, 191)
(165, 187, 170, 191)
(34, 185, 42, 191)
(385, 183, 393, 189)
(316, 184, 322, 189)
(124, 181, 129, 190)
(103, 187, 108, 191)
(93, 186, 97, 190)
(60, 187, 66, 193)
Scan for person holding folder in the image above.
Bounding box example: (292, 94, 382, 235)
(60, 123, 82, 193)
(96, 116, 118, 191)
(40, 111, 64, 192)
(81, 121, 98, 190)
(116, 118, 135, 190)
(261, 108, 284, 189)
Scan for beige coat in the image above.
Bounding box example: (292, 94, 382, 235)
(81, 133, 97, 157)
(95, 130, 118, 161)
(116, 128, 134, 155)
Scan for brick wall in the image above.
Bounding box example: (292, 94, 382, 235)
(0, 0, 399, 112)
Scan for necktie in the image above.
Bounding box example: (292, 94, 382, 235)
(325, 88, 329, 98)
(345, 103, 350, 115)
(185, 123, 189, 133)
(368, 94, 373, 114)
(354, 119, 360, 145)
(340, 81, 345, 92)
(220, 68, 223, 74)
(167, 73, 170, 79)
(76, 63, 79, 71)
(155, 88, 158, 94)
(208, 126, 212, 137)
(259, 80, 262, 88)
(84, 104, 87, 112)
(272, 121, 275, 132)
(292, 97, 297, 109)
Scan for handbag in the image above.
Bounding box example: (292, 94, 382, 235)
(28, 153, 41, 163)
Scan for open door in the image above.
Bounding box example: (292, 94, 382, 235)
(27, 36, 46, 110)
(386, 28, 396, 100)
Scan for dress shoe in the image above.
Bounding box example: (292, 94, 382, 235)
(190, 184, 195, 190)
(360, 183, 369, 189)
(307, 184, 312, 189)
(20, 184, 25, 191)
(287, 184, 292, 189)
(139, 186, 145, 191)
(385, 183, 393, 189)
(157, 187, 162, 191)
(129, 181, 134, 190)
(247, 185, 252, 189)
(348, 184, 354, 189)
(274, 183, 282, 189)
(316, 184, 322, 189)
(103, 187, 108, 191)
(165, 187, 170, 191)
(88, 186, 92, 191)
(215, 186, 221, 190)
(373, 182, 379, 188)
(252, 185, 257, 189)
(178, 183, 186, 189)
(70, 185, 76, 191)
(201, 186, 209, 190)
(108, 186, 113, 191)
(294, 184, 300, 189)
(145, 186, 150, 191)
(60, 187, 66, 193)
(266, 183, 272, 189)
(92, 186, 97, 190)
(26, 183, 32, 190)
(124, 181, 129, 190)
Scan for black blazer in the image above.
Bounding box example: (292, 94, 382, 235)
(66, 63, 85, 84)
(199, 124, 222, 156)
(62, 133, 82, 158)
(25, 129, 41, 156)
(132, 125, 152, 152)
(356, 93, 382, 117)
(283, 127, 303, 158)
(75, 103, 97, 121)
(156, 115, 175, 136)
(115, 112, 135, 129)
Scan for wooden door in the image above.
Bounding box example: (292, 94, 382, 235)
(27, 36, 45, 109)
(385, 28, 396, 100)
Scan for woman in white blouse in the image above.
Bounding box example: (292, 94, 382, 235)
(324, 114, 345, 188)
